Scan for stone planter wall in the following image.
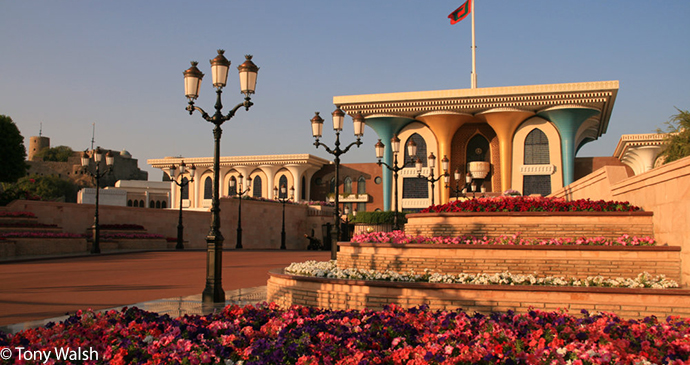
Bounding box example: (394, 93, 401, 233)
(86, 239, 169, 252)
(404, 212, 654, 240)
(4, 238, 88, 257)
(267, 270, 690, 319)
(337, 243, 682, 283)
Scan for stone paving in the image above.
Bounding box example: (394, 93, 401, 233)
(0, 250, 329, 333)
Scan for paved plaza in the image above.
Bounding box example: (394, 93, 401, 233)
(0, 250, 329, 332)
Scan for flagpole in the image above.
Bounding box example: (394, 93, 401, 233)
(471, 0, 477, 88)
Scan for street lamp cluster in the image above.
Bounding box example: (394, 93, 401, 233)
(184, 49, 259, 304)
(229, 174, 251, 249)
(169, 161, 196, 250)
(415, 152, 449, 206)
(81, 147, 114, 254)
(375, 136, 450, 212)
(311, 108, 364, 260)
(446, 169, 486, 200)
(274, 184, 295, 250)
(374, 137, 417, 230)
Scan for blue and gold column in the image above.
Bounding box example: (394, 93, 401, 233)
(537, 106, 600, 186)
(364, 116, 414, 211)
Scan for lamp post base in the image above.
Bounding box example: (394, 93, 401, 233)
(176, 224, 184, 250)
(202, 234, 225, 304)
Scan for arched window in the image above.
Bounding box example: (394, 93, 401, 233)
(139, 200, 145, 208)
(466, 134, 490, 163)
(357, 176, 366, 212)
(524, 129, 550, 164)
(155, 201, 161, 209)
(228, 176, 237, 196)
(523, 128, 551, 196)
(343, 177, 352, 195)
(161, 201, 167, 209)
(181, 177, 189, 200)
(405, 133, 427, 166)
(127, 200, 133, 207)
(278, 175, 288, 198)
(133, 200, 138, 207)
(204, 177, 213, 199)
(252, 176, 262, 198)
(150, 200, 155, 208)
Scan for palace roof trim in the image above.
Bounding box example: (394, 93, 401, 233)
(333, 80, 619, 137)
(147, 154, 332, 169)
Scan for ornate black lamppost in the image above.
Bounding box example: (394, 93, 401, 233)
(375, 137, 417, 230)
(415, 153, 449, 206)
(184, 49, 259, 304)
(229, 173, 251, 249)
(80, 147, 114, 254)
(446, 169, 473, 200)
(274, 184, 294, 250)
(170, 161, 196, 250)
(342, 205, 357, 241)
(311, 108, 364, 260)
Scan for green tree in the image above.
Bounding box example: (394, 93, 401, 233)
(14, 175, 80, 202)
(34, 145, 74, 162)
(657, 108, 690, 164)
(0, 115, 28, 183)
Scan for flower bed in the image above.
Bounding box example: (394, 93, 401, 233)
(99, 224, 146, 230)
(404, 210, 654, 240)
(0, 222, 59, 228)
(0, 232, 84, 239)
(352, 231, 657, 246)
(268, 269, 690, 320)
(422, 196, 641, 213)
(0, 211, 36, 218)
(3, 304, 690, 364)
(100, 233, 165, 240)
(285, 261, 679, 289)
(340, 232, 680, 282)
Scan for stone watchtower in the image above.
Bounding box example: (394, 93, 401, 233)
(28, 136, 50, 161)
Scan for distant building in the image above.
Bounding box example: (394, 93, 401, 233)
(77, 180, 171, 208)
(25, 134, 148, 188)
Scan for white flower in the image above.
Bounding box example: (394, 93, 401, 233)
(285, 262, 678, 289)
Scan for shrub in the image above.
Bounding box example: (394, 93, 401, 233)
(350, 211, 406, 225)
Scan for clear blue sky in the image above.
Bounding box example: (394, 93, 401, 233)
(2, 1, 688, 180)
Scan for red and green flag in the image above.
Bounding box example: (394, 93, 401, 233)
(448, 0, 472, 25)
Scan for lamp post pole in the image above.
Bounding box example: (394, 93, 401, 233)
(184, 50, 259, 304)
(274, 185, 294, 250)
(81, 147, 114, 254)
(416, 153, 449, 206)
(375, 137, 417, 230)
(311, 109, 365, 260)
(170, 161, 196, 250)
(229, 174, 251, 249)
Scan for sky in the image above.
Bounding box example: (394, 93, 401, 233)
(2, 1, 689, 181)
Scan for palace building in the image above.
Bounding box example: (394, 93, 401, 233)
(146, 81, 670, 213)
(335, 80, 620, 211)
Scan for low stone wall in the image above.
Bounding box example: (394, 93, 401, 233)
(3, 199, 333, 250)
(3, 238, 88, 257)
(84, 239, 168, 253)
(404, 212, 654, 240)
(337, 243, 682, 283)
(267, 270, 690, 319)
